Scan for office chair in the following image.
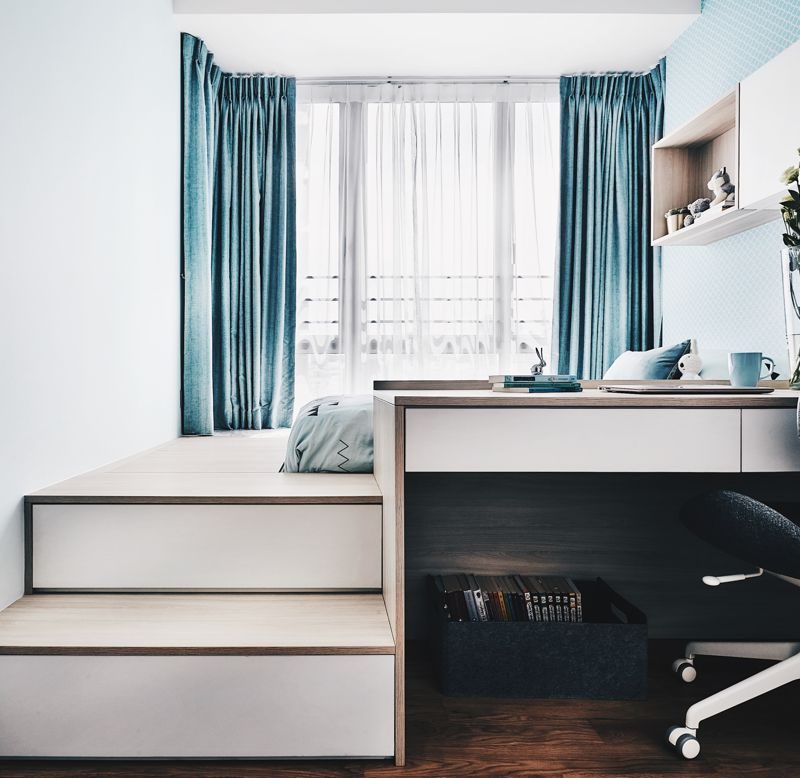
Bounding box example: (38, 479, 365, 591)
(666, 489, 800, 760)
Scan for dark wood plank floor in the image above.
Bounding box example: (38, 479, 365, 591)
(2, 640, 798, 777)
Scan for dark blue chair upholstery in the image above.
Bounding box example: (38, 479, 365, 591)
(680, 490, 800, 579)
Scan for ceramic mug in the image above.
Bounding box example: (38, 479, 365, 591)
(728, 352, 774, 387)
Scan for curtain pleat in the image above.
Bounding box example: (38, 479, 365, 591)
(182, 34, 296, 433)
(552, 60, 664, 379)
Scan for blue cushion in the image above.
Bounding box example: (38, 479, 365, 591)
(602, 340, 691, 380)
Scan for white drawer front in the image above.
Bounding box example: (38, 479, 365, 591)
(405, 408, 741, 472)
(33, 503, 381, 590)
(742, 408, 800, 472)
(0, 654, 394, 757)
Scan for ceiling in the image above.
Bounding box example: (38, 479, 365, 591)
(174, 1, 700, 78)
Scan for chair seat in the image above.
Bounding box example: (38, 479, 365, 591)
(681, 490, 800, 579)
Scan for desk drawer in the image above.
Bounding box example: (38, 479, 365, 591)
(742, 408, 800, 472)
(32, 503, 382, 590)
(405, 408, 741, 472)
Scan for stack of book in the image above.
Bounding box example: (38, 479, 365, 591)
(489, 374, 582, 393)
(431, 574, 583, 623)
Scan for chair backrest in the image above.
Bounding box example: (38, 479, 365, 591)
(681, 490, 800, 579)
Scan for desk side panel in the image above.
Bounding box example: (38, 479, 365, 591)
(373, 398, 404, 765)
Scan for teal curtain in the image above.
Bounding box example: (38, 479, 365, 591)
(182, 33, 296, 433)
(553, 60, 665, 378)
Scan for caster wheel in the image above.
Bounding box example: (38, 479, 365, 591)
(666, 726, 700, 759)
(676, 733, 701, 759)
(671, 658, 696, 683)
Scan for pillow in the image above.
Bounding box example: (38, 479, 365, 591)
(603, 340, 691, 380)
(283, 395, 374, 473)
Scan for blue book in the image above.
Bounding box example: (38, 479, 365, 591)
(492, 384, 582, 393)
(493, 380, 579, 389)
(489, 374, 578, 384)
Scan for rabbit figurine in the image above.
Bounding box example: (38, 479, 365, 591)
(678, 339, 703, 380)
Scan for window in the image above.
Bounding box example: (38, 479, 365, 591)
(296, 81, 559, 404)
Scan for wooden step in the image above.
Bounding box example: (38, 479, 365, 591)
(25, 434, 384, 592)
(0, 593, 395, 654)
(0, 594, 395, 758)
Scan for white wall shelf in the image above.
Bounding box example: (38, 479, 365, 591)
(652, 205, 777, 247)
(651, 39, 799, 247)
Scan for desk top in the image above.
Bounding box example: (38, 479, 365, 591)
(373, 388, 800, 409)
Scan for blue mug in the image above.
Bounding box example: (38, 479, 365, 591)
(728, 352, 775, 387)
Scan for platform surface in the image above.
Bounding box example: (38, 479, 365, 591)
(0, 594, 395, 654)
(28, 432, 382, 503)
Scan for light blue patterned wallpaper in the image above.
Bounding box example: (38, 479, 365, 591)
(662, 0, 800, 376)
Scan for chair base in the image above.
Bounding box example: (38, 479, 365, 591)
(667, 641, 800, 759)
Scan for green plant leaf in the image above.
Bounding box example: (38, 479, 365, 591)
(781, 166, 800, 185)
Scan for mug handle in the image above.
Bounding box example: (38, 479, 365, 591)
(761, 356, 776, 380)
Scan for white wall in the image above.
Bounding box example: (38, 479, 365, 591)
(0, 0, 181, 608)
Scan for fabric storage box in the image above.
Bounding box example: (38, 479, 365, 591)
(429, 578, 647, 700)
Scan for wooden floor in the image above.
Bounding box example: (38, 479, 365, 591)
(3, 640, 799, 777)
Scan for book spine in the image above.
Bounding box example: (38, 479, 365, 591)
(494, 381, 580, 389)
(490, 375, 578, 383)
(513, 575, 534, 621)
(431, 575, 450, 621)
(524, 575, 543, 622)
(539, 578, 557, 621)
(492, 577, 510, 621)
(492, 385, 583, 393)
(565, 577, 583, 623)
(478, 576, 498, 621)
(468, 574, 489, 622)
(458, 574, 478, 622)
(442, 575, 466, 621)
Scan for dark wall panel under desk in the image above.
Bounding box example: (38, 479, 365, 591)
(405, 473, 800, 640)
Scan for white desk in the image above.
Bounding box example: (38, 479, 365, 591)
(372, 387, 800, 764)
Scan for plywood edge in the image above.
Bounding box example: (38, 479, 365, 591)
(655, 88, 737, 149)
(394, 403, 406, 767)
(23, 500, 33, 595)
(24, 494, 383, 505)
(390, 395, 798, 408)
(0, 646, 395, 656)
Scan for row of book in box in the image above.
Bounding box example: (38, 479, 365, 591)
(431, 573, 583, 623)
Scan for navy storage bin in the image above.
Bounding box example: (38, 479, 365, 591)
(430, 578, 647, 700)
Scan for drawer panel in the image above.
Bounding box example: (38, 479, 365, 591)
(405, 408, 741, 472)
(32, 503, 382, 590)
(742, 408, 800, 472)
(0, 654, 394, 757)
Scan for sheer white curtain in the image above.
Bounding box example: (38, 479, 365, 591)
(296, 81, 559, 404)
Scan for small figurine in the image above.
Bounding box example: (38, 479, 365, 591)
(684, 197, 711, 226)
(665, 207, 689, 234)
(678, 339, 703, 380)
(530, 347, 546, 375)
(707, 166, 736, 207)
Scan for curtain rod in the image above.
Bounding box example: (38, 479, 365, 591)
(296, 76, 560, 85)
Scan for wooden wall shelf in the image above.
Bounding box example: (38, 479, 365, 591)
(651, 89, 744, 246)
